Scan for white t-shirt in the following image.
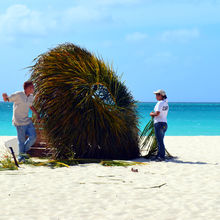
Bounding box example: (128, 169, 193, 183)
(154, 99, 169, 124)
(8, 91, 34, 126)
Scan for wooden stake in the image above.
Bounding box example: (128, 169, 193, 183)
(9, 147, 19, 167)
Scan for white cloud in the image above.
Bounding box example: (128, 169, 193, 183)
(0, 4, 114, 43)
(0, 4, 56, 41)
(61, 0, 142, 27)
(61, 0, 140, 26)
(145, 52, 177, 65)
(125, 32, 148, 42)
(63, 6, 109, 24)
(161, 28, 200, 42)
(94, 0, 140, 6)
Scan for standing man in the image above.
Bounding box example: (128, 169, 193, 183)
(2, 81, 40, 162)
(150, 89, 169, 161)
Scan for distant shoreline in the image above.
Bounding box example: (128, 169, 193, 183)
(1, 101, 220, 104)
(136, 101, 220, 103)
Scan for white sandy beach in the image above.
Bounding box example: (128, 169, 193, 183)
(0, 136, 220, 220)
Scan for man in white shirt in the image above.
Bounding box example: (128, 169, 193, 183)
(150, 89, 169, 161)
(2, 81, 40, 162)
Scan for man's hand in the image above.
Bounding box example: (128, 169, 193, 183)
(150, 111, 155, 117)
(2, 93, 9, 102)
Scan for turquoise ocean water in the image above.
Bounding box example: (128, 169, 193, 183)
(0, 102, 220, 136)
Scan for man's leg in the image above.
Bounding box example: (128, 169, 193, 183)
(16, 125, 26, 161)
(154, 123, 167, 159)
(24, 122, 36, 153)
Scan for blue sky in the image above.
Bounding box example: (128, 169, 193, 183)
(0, 0, 220, 102)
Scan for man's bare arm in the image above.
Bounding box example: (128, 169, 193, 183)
(150, 111, 160, 117)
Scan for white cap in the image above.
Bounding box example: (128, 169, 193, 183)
(153, 89, 166, 96)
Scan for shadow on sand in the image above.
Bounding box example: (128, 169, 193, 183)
(133, 156, 218, 165)
(164, 157, 208, 165)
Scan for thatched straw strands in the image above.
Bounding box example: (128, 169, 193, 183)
(140, 118, 172, 158)
(30, 43, 140, 160)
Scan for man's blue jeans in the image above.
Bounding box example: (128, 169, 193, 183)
(154, 122, 168, 158)
(16, 122, 36, 156)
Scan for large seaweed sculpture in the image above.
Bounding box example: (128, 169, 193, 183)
(30, 43, 140, 160)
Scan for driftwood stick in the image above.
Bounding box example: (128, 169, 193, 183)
(150, 183, 166, 188)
